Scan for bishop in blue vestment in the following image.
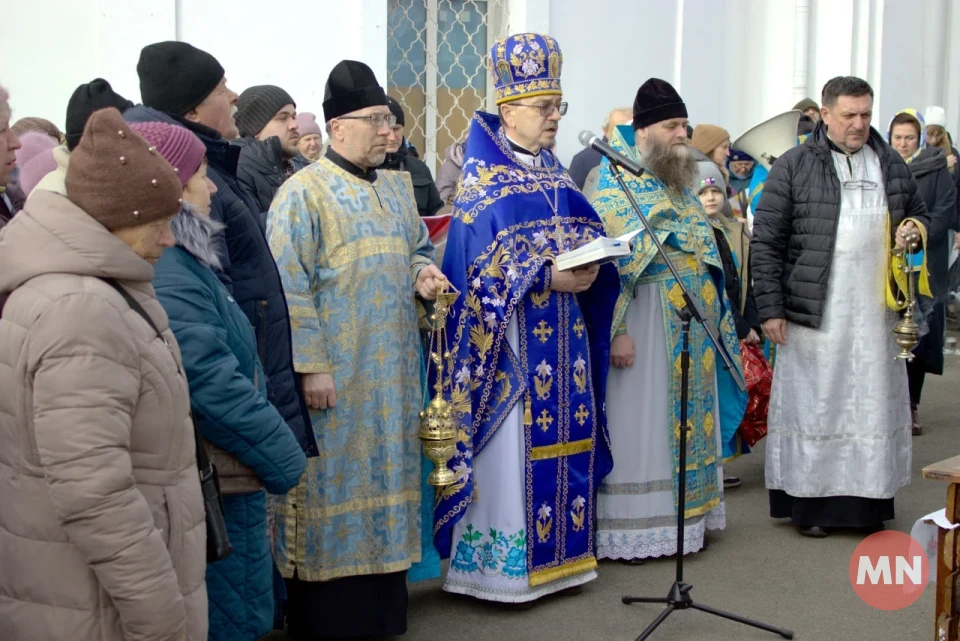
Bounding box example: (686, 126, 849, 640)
(433, 33, 619, 603)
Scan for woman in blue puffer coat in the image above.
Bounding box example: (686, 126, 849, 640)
(129, 120, 307, 641)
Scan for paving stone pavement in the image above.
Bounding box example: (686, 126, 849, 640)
(269, 350, 960, 641)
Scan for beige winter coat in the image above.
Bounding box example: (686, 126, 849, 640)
(0, 191, 207, 641)
(33, 144, 70, 196)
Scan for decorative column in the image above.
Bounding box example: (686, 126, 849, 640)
(792, 0, 811, 104)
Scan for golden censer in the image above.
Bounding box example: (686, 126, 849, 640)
(419, 281, 461, 487)
(891, 228, 921, 361)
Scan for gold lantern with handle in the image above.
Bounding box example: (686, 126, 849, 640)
(419, 282, 461, 487)
(890, 228, 922, 361)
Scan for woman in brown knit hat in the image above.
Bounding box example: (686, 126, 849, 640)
(691, 123, 732, 181)
(11, 116, 63, 145)
(0, 107, 207, 641)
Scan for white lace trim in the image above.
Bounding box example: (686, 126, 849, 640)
(443, 569, 597, 603)
(705, 500, 727, 530)
(597, 504, 726, 560)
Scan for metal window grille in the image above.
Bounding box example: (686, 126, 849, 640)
(387, 0, 510, 175)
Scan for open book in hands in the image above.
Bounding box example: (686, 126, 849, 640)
(556, 229, 642, 271)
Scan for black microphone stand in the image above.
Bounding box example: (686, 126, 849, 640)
(605, 161, 793, 641)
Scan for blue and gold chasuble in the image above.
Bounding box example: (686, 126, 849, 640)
(590, 125, 746, 519)
(267, 159, 433, 582)
(434, 112, 619, 586)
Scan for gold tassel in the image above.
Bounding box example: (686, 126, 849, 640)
(524, 393, 533, 427)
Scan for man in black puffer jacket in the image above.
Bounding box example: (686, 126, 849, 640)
(379, 97, 443, 217)
(234, 85, 307, 222)
(128, 42, 318, 465)
(751, 76, 929, 539)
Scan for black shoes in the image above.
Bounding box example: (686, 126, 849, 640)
(723, 476, 742, 489)
(798, 526, 828, 538)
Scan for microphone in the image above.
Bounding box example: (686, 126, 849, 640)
(578, 130, 644, 177)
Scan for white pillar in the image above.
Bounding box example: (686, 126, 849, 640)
(672, 0, 685, 95)
(808, 0, 855, 100)
(424, 0, 439, 174)
(944, 1, 960, 140)
(920, 0, 948, 109)
(793, 0, 811, 104)
(361, 0, 389, 83)
(867, 0, 884, 129)
(506, 0, 551, 35)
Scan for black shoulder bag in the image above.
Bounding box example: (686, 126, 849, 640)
(100, 278, 233, 562)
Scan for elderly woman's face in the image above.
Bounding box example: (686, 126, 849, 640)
(0, 114, 21, 186)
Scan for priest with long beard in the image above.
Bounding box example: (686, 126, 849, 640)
(590, 78, 747, 562)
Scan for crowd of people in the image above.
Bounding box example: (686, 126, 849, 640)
(0, 29, 956, 641)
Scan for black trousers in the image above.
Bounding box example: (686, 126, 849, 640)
(769, 490, 894, 528)
(285, 570, 408, 639)
(907, 359, 926, 406)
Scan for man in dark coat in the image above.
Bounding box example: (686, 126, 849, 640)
(379, 97, 443, 216)
(568, 106, 631, 191)
(751, 76, 929, 538)
(125, 42, 318, 464)
(234, 85, 307, 219)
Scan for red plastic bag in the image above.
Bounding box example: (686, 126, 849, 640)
(737, 342, 772, 447)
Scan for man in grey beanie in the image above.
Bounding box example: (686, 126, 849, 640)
(234, 84, 306, 215)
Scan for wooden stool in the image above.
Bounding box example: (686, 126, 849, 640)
(922, 455, 960, 640)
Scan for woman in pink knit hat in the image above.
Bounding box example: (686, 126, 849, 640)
(295, 112, 323, 164)
(14, 132, 58, 198)
(128, 120, 307, 641)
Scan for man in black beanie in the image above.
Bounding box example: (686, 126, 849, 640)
(135, 40, 238, 139)
(233, 85, 307, 215)
(28, 78, 135, 198)
(65, 79, 134, 151)
(379, 96, 443, 216)
(590, 77, 745, 563)
(236, 85, 300, 156)
(124, 45, 320, 602)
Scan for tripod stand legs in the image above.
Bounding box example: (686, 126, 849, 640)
(691, 602, 794, 639)
(631, 604, 676, 641)
(620, 311, 794, 640)
(623, 582, 794, 641)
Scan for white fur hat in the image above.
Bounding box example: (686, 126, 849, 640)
(924, 106, 947, 128)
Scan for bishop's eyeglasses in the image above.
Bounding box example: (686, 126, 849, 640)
(512, 102, 568, 117)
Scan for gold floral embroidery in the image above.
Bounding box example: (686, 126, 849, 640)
(533, 359, 554, 400)
(570, 495, 586, 532)
(530, 288, 551, 309)
(536, 502, 553, 543)
(573, 353, 587, 394)
(494, 370, 513, 406)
